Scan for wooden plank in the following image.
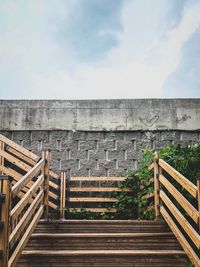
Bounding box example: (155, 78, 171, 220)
(32, 232, 173, 238)
(42, 150, 50, 219)
(21, 249, 186, 256)
(0, 141, 4, 175)
(9, 189, 44, 245)
(160, 174, 199, 223)
(6, 146, 36, 166)
(69, 208, 117, 213)
(49, 191, 59, 200)
(0, 176, 11, 267)
(48, 201, 58, 210)
(160, 190, 200, 249)
(159, 159, 197, 198)
(0, 149, 31, 172)
(8, 205, 44, 267)
(70, 187, 131, 192)
(0, 134, 39, 162)
(10, 175, 44, 220)
(0, 165, 22, 180)
(70, 177, 126, 181)
(154, 152, 160, 218)
(0, 165, 34, 194)
(49, 170, 59, 179)
(60, 172, 66, 219)
(160, 206, 200, 267)
(148, 162, 154, 171)
(141, 192, 154, 200)
(69, 197, 118, 202)
(49, 180, 59, 190)
(12, 158, 45, 196)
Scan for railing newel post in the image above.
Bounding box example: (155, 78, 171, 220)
(60, 171, 66, 219)
(0, 140, 5, 175)
(154, 151, 160, 219)
(42, 149, 50, 220)
(197, 178, 200, 232)
(0, 175, 11, 267)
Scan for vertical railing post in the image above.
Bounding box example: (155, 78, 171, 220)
(0, 140, 5, 174)
(0, 176, 11, 267)
(197, 178, 200, 232)
(42, 150, 50, 220)
(154, 152, 160, 219)
(60, 171, 66, 219)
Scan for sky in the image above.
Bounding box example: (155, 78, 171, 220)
(0, 0, 200, 99)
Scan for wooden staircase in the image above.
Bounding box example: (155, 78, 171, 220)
(16, 220, 189, 267)
(1, 134, 200, 266)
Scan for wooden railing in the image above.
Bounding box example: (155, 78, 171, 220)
(0, 134, 60, 266)
(59, 172, 130, 219)
(0, 134, 59, 212)
(152, 152, 200, 267)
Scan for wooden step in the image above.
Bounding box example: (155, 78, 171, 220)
(21, 249, 186, 256)
(17, 250, 189, 267)
(26, 232, 181, 251)
(31, 232, 174, 238)
(35, 220, 169, 233)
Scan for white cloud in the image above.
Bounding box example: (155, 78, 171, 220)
(1, 0, 200, 99)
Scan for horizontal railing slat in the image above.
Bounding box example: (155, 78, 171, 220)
(12, 158, 45, 196)
(70, 177, 126, 181)
(159, 159, 197, 198)
(69, 208, 117, 212)
(49, 191, 59, 200)
(49, 180, 59, 190)
(159, 174, 199, 224)
(0, 134, 39, 162)
(6, 146, 36, 166)
(48, 201, 58, 210)
(70, 187, 131, 192)
(0, 149, 31, 172)
(69, 197, 118, 202)
(0, 165, 22, 180)
(49, 170, 59, 179)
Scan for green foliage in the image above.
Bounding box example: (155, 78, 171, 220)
(68, 208, 115, 220)
(113, 143, 200, 220)
(112, 148, 155, 220)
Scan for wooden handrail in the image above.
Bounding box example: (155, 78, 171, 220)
(152, 153, 200, 267)
(0, 134, 59, 266)
(12, 158, 45, 196)
(0, 134, 39, 162)
(159, 159, 197, 197)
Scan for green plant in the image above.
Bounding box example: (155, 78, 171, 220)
(112, 143, 200, 220)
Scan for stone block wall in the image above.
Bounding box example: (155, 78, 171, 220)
(1, 129, 200, 177)
(1, 99, 200, 177)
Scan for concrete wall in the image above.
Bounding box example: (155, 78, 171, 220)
(0, 99, 200, 176)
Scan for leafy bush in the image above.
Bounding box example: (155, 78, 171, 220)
(113, 143, 200, 220)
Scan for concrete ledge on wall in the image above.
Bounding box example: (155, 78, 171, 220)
(0, 99, 200, 131)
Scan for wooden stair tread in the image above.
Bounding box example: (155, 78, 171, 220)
(39, 219, 165, 224)
(22, 249, 186, 256)
(31, 232, 174, 238)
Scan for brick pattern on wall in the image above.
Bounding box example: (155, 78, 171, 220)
(1, 130, 200, 177)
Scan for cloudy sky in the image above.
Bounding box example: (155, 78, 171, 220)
(0, 0, 200, 99)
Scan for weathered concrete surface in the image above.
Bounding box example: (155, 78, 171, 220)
(0, 99, 200, 131)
